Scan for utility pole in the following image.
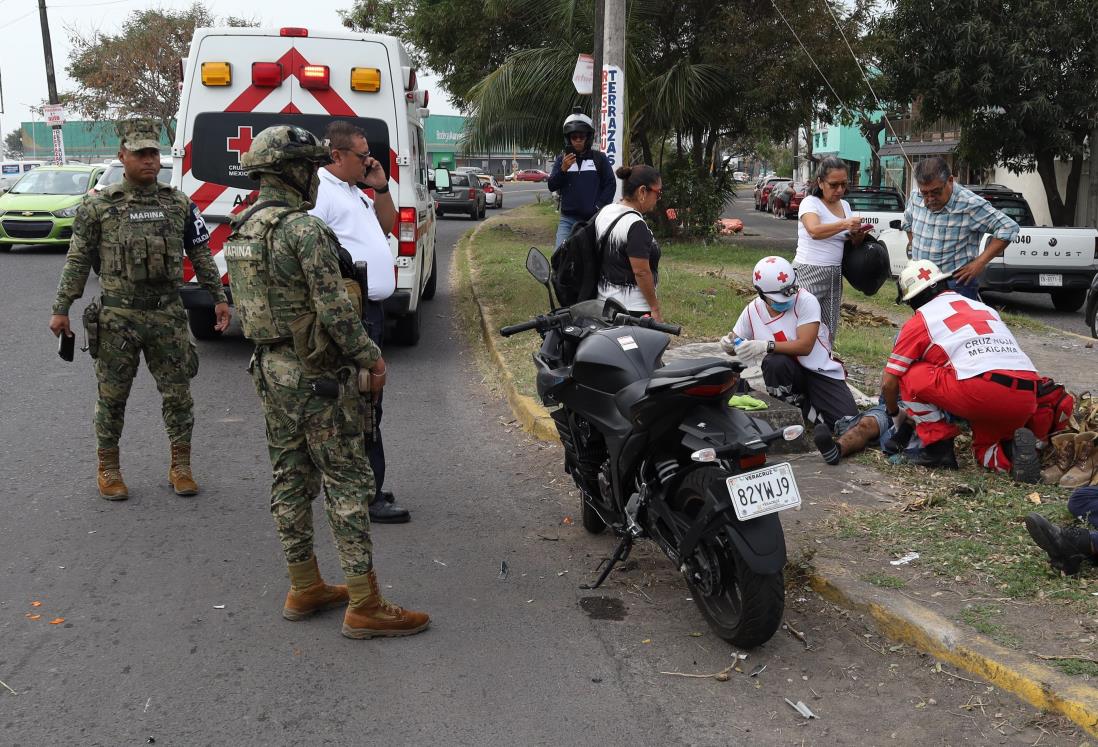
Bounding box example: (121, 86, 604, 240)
(37, 0, 65, 164)
(601, 0, 626, 198)
(1088, 35, 1098, 226)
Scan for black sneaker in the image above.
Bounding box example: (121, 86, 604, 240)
(813, 423, 841, 465)
(882, 421, 915, 456)
(1024, 513, 1094, 575)
(1009, 427, 1040, 484)
(910, 438, 958, 469)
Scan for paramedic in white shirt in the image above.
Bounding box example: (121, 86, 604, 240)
(309, 120, 410, 524)
(721, 256, 858, 429)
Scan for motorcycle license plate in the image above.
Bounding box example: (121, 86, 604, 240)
(726, 463, 801, 521)
(1039, 273, 1063, 287)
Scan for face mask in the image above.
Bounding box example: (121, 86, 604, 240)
(769, 298, 794, 312)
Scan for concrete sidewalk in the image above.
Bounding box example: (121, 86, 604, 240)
(462, 231, 1098, 737)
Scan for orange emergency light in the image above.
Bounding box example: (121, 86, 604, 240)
(351, 67, 382, 92)
(201, 62, 231, 87)
(299, 65, 330, 90)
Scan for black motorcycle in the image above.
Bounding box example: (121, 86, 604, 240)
(500, 249, 804, 647)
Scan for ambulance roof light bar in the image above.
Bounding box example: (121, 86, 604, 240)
(280, 27, 309, 37)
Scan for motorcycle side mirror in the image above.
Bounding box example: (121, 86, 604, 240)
(601, 297, 627, 318)
(526, 246, 551, 285)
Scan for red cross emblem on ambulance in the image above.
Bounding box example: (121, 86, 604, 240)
(227, 126, 255, 163)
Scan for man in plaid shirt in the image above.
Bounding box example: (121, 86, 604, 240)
(901, 157, 1019, 300)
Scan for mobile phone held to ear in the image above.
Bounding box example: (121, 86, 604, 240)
(58, 331, 75, 362)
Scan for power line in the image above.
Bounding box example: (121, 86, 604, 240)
(768, 0, 856, 121)
(817, 0, 912, 171)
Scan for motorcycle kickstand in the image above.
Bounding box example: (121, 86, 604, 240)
(580, 534, 633, 590)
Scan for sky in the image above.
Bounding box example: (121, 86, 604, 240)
(0, 0, 460, 138)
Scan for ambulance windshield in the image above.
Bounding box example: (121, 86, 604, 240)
(190, 112, 391, 190)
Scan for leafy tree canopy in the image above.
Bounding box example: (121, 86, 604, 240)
(4, 129, 24, 158)
(63, 3, 256, 142)
(875, 0, 1098, 224)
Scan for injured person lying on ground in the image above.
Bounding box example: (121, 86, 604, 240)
(812, 402, 929, 466)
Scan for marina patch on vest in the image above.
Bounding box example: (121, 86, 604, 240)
(128, 208, 167, 222)
(223, 243, 257, 260)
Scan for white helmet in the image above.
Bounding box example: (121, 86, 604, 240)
(563, 108, 595, 136)
(898, 259, 951, 301)
(752, 256, 798, 301)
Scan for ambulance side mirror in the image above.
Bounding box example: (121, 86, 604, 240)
(431, 168, 451, 194)
(890, 219, 901, 229)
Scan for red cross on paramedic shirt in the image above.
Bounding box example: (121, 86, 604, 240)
(943, 300, 996, 335)
(227, 126, 255, 162)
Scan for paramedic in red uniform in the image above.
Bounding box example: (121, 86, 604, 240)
(882, 259, 1041, 481)
(722, 256, 858, 429)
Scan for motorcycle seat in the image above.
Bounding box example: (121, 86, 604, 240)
(653, 357, 736, 379)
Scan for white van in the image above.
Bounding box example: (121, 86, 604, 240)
(0, 161, 45, 192)
(172, 26, 439, 344)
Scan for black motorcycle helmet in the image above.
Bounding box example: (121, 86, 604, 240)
(841, 237, 891, 296)
(562, 106, 594, 153)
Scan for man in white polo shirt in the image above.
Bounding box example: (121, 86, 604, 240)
(309, 120, 410, 524)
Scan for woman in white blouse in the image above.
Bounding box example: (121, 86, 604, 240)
(794, 157, 872, 343)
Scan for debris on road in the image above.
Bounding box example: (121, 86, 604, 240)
(749, 664, 767, 677)
(212, 605, 225, 610)
(0, 678, 17, 696)
(49, 618, 65, 625)
(890, 551, 920, 566)
(498, 560, 508, 579)
(433, 559, 447, 567)
(1025, 491, 1042, 505)
(784, 620, 810, 649)
(785, 698, 818, 719)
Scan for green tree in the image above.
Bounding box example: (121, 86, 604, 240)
(63, 4, 256, 142)
(4, 129, 24, 158)
(876, 0, 1098, 225)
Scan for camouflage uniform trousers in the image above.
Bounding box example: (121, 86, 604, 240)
(94, 304, 199, 449)
(251, 349, 374, 576)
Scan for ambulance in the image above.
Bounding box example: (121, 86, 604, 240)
(172, 26, 440, 345)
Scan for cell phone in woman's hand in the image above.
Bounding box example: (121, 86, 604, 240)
(860, 223, 874, 233)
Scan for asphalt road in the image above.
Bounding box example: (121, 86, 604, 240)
(723, 191, 1094, 337)
(0, 182, 1077, 745)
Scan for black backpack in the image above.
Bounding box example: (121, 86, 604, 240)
(550, 210, 638, 306)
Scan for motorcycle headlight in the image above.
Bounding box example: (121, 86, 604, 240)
(53, 205, 79, 218)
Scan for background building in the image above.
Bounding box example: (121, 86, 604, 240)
(424, 115, 548, 176)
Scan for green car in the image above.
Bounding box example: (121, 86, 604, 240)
(0, 164, 106, 251)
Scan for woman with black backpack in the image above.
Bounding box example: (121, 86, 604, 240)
(594, 164, 664, 321)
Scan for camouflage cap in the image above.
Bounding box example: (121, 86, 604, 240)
(117, 119, 162, 151)
(241, 125, 331, 177)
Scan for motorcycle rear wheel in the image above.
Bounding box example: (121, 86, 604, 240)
(675, 467, 785, 648)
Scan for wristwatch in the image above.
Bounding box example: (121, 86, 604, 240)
(373, 183, 390, 194)
(767, 340, 776, 353)
(886, 408, 899, 418)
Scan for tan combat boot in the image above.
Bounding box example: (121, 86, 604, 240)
(1040, 432, 1078, 485)
(1060, 432, 1098, 489)
(97, 447, 129, 501)
(342, 570, 430, 639)
(282, 555, 349, 621)
(168, 442, 199, 496)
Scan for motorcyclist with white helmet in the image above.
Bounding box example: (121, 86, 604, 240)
(721, 256, 858, 428)
(547, 107, 617, 249)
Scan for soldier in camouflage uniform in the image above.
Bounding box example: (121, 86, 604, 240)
(225, 124, 429, 638)
(49, 120, 230, 501)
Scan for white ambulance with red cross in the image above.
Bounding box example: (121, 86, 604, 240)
(172, 26, 438, 345)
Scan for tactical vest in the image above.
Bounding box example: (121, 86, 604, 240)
(98, 183, 188, 284)
(223, 203, 313, 344)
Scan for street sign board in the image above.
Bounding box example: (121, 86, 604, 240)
(43, 104, 65, 127)
(599, 64, 623, 198)
(572, 54, 594, 95)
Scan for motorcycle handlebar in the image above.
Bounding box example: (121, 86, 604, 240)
(612, 313, 682, 336)
(499, 318, 542, 337)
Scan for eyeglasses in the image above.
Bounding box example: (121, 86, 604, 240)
(338, 147, 371, 162)
(825, 180, 848, 189)
(646, 185, 663, 198)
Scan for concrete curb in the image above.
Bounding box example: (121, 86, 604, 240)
(461, 218, 558, 443)
(809, 558, 1098, 737)
(461, 209, 1098, 737)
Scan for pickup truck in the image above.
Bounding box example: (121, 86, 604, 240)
(878, 185, 1098, 311)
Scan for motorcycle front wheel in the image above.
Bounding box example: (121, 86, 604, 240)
(674, 466, 785, 648)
